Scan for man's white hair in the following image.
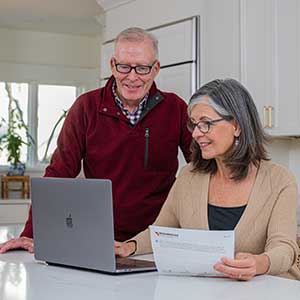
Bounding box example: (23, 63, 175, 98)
(115, 27, 159, 59)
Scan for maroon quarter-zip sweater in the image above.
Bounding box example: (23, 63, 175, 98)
(21, 76, 192, 241)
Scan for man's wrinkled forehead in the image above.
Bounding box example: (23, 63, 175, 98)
(114, 38, 157, 59)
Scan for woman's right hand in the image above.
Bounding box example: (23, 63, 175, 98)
(114, 241, 136, 257)
(0, 237, 34, 254)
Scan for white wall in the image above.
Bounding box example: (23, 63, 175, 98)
(0, 28, 99, 67)
(268, 139, 300, 186)
(0, 27, 103, 182)
(0, 28, 102, 89)
(104, 0, 240, 84)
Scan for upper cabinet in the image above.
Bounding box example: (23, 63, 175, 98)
(155, 63, 194, 103)
(100, 18, 196, 80)
(150, 20, 195, 66)
(241, 0, 300, 136)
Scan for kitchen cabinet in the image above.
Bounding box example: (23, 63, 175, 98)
(0, 199, 31, 224)
(149, 19, 195, 67)
(156, 60, 195, 103)
(241, 0, 300, 136)
(100, 17, 199, 87)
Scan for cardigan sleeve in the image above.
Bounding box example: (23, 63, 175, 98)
(264, 178, 299, 275)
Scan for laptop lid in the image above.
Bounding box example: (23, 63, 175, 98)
(31, 177, 156, 274)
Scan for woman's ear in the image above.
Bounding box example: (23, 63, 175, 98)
(233, 121, 241, 137)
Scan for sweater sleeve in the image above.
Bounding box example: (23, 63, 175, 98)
(44, 95, 87, 178)
(264, 178, 299, 275)
(20, 206, 33, 238)
(20, 95, 88, 238)
(179, 100, 192, 163)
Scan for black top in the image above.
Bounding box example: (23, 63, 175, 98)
(208, 203, 247, 230)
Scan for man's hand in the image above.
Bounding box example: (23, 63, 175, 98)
(0, 237, 34, 254)
(114, 241, 136, 257)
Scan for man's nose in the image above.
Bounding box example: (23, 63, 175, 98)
(127, 68, 139, 80)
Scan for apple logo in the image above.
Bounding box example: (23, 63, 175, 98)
(66, 214, 73, 228)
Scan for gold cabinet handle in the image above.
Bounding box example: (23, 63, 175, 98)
(263, 106, 268, 128)
(268, 106, 273, 128)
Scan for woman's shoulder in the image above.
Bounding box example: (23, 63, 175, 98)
(260, 160, 296, 184)
(177, 162, 208, 181)
(177, 162, 195, 177)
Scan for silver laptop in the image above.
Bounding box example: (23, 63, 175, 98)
(31, 177, 156, 274)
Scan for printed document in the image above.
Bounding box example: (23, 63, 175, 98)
(150, 226, 234, 276)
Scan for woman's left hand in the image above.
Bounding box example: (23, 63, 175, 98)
(213, 252, 258, 281)
(114, 241, 136, 257)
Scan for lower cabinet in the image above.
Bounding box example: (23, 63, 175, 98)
(0, 200, 31, 224)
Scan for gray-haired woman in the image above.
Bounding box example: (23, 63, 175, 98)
(115, 78, 300, 281)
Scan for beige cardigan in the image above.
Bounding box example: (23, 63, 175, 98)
(134, 160, 300, 280)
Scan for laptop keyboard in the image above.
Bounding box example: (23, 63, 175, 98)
(116, 257, 156, 269)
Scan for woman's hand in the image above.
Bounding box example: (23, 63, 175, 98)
(0, 237, 34, 254)
(213, 252, 270, 281)
(114, 241, 136, 257)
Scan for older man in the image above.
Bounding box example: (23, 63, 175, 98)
(0, 27, 192, 253)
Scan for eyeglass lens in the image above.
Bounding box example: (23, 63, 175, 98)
(114, 59, 156, 75)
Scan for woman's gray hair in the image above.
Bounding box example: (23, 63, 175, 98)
(115, 27, 159, 59)
(188, 78, 270, 180)
(188, 95, 232, 119)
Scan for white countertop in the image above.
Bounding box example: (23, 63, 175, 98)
(0, 251, 299, 300)
(0, 225, 299, 300)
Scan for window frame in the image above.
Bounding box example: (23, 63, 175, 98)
(0, 81, 81, 171)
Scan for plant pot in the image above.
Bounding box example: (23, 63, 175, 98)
(7, 162, 26, 176)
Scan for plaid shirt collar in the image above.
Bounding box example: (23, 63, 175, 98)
(112, 81, 148, 125)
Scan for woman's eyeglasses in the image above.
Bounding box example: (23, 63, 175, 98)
(187, 118, 225, 133)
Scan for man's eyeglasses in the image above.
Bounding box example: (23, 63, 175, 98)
(113, 59, 157, 75)
(187, 118, 225, 134)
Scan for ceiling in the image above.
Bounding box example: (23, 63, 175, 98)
(0, 0, 106, 35)
(96, 0, 134, 11)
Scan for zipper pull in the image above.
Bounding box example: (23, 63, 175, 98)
(144, 128, 149, 168)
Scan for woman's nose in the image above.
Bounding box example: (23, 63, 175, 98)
(192, 126, 204, 139)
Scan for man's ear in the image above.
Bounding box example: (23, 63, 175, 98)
(110, 57, 115, 72)
(152, 60, 160, 77)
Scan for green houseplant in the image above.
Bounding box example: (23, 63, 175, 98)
(0, 83, 34, 175)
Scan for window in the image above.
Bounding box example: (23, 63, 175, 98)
(0, 82, 77, 168)
(0, 82, 29, 165)
(37, 85, 76, 163)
